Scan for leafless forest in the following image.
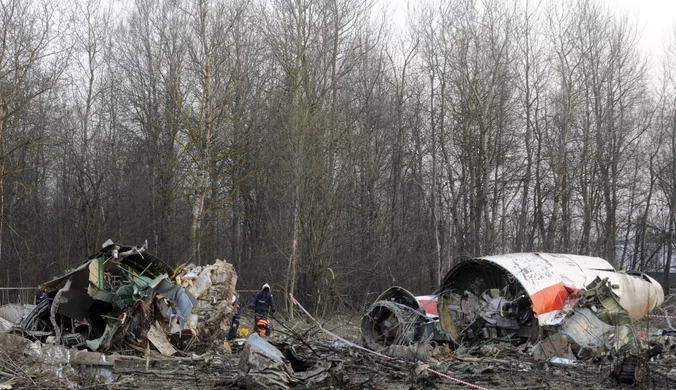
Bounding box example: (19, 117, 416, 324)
(1, 0, 675, 314)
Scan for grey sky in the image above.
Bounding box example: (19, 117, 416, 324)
(613, 0, 676, 61)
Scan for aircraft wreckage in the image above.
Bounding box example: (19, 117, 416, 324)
(362, 253, 664, 359)
(12, 240, 237, 355)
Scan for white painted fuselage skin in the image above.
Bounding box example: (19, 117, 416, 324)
(466, 253, 664, 323)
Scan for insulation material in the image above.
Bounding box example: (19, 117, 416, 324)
(176, 260, 238, 334)
(189, 270, 213, 298)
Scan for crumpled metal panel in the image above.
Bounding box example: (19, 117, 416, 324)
(0, 304, 36, 324)
(154, 278, 196, 321)
(0, 315, 13, 332)
(558, 307, 615, 352)
(372, 286, 422, 311)
(237, 333, 294, 388)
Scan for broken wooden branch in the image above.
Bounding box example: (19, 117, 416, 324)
(272, 313, 320, 357)
(0, 348, 36, 387)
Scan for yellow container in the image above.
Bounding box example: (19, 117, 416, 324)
(239, 328, 250, 337)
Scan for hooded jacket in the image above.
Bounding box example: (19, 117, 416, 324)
(252, 284, 276, 315)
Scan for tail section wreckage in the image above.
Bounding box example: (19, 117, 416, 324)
(362, 253, 664, 360)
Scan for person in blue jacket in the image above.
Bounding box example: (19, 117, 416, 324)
(250, 283, 276, 336)
(35, 287, 47, 305)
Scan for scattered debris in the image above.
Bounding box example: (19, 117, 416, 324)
(0, 332, 114, 366)
(1, 300, 676, 389)
(2, 249, 676, 389)
(146, 322, 177, 356)
(532, 332, 575, 361)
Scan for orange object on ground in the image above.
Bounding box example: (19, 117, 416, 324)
(256, 318, 269, 336)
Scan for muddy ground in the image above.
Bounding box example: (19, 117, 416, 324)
(2, 311, 676, 389)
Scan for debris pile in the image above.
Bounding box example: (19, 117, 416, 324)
(175, 260, 238, 335)
(7, 240, 237, 357)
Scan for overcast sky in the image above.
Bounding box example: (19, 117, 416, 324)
(613, 0, 676, 62)
(383, 0, 676, 79)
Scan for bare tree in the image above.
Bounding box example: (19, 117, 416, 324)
(0, 0, 65, 284)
